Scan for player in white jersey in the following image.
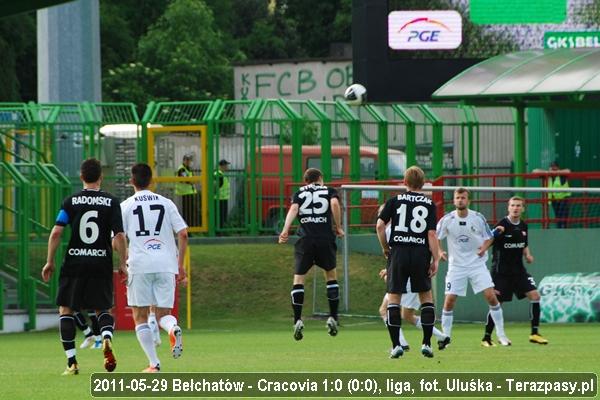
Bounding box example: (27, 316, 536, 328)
(377, 213, 447, 350)
(436, 188, 511, 348)
(120, 163, 189, 372)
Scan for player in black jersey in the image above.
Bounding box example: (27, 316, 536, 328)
(377, 166, 440, 359)
(41, 158, 128, 375)
(479, 196, 548, 346)
(279, 168, 344, 341)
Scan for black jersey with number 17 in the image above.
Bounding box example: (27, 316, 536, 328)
(378, 191, 437, 247)
(55, 189, 124, 278)
(292, 184, 338, 240)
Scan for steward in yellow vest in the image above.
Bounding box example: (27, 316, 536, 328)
(176, 153, 199, 227)
(533, 161, 571, 228)
(215, 159, 230, 228)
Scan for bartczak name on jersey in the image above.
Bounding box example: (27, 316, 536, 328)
(379, 191, 436, 246)
(292, 184, 338, 239)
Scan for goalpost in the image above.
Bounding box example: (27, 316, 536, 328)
(311, 183, 600, 321)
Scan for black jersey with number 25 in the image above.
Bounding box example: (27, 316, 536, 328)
(55, 189, 124, 278)
(378, 191, 436, 247)
(292, 184, 338, 240)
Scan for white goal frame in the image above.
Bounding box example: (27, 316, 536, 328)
(331, 184, 600, 315)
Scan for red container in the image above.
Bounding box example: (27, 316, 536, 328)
(112, 271, 180, 330)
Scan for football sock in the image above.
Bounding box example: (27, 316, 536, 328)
(326, 280, 339, 321)
(73, 311, 92, 337)
(159, 314, 178, 334)
(97, 311, 114, 340)
(148, 312, 159, 340)
(530, 300, 540, 335)
(88, 310, 101, 336)
(420, 302, 435, 346)
(398, 328, 409, 347)
(415, 316, 447, 341)
(291, 284, 304, 323)
(386, 304, 401, 348)
(135, 323, 160, 367)
(484, 310, 495, 338)
(441, 309, 454, 338)
(60, 314, 77, 367)
(489, 304, 506, 337)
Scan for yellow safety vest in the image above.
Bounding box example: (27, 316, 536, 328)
(548, 175, 571, 201)
(215, 169, 230, 200)
(175, 164, 197, 196)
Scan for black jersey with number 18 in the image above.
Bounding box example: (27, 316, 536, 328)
(55, 189, 124, 278)
(291, 184, 338, 240)
(378, 191, 437, 247)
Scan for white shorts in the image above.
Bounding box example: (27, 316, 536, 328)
(127, 272, 176, 308)
(444, 264, 494, 296)
(383, 291, 421, 310)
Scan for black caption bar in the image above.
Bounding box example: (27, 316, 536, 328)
(90, 372, 597, 398)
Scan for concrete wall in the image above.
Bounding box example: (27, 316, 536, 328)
(234, 60, 352, 101)
(37, 0, 101, 102)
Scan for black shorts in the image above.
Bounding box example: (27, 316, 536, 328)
(56, 275, 113, 310)
(294, 237, 337, 275)
(492, 272, 537, 302)
(387, 245, 431, 294)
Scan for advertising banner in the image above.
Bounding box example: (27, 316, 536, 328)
(539, 272, 600, 322)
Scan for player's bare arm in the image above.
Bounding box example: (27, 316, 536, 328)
(477, 238, 495, 257)
(42, 225, 64, 282)
(524, 246, 534, 264)
(112, 232, 129, 283)
(375, 218, 389, 258)
(330, 197, 344, 238)
(428, 230, 440, 277)
(175, 228, 189, 284)
(378, 268, 387, 280)
(278, 203, 299, 243)
(437, 238, 448, 261)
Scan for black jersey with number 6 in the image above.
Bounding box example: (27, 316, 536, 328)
(55, 189, 123, 278)
(292, 184, 338, 240)
(378, 191, 436, 247)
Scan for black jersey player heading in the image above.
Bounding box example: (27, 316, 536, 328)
(278, 168, 344, 342)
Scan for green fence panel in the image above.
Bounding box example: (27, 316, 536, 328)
(0, 278, 3, 331)
(0, 103, 47, 163)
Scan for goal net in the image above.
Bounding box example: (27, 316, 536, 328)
(311, 182, 600, 323)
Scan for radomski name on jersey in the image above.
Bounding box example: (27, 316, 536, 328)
(72, 196, 113, 206)
(300, 216, 328, 224)
(135, 194, 160, 202)
(392, 236, 425, 245)
(396, 193, 432, 204)
(68, 248, 107, 257)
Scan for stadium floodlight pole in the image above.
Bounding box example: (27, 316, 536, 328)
(342, 188, 350, 312)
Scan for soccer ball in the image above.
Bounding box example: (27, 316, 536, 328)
(344, 83, 367, 106)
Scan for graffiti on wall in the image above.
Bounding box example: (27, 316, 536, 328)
(234, 60, 352, 101)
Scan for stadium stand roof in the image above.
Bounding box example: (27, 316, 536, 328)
(0, 0, 73, 17)
(432, 49, 600, 106)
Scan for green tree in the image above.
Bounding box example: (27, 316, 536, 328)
(284, 0, 343, 57)
(137, 0, 231, 100)
(0, 13, 36, 101)
(103, 62, 165, 110)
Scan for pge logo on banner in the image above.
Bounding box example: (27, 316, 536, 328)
(388, 10, 462, 50)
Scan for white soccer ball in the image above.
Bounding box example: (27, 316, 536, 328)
(344, 83, 367, 106)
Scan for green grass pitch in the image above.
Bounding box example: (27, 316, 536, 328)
(1, 244, 598, 398)
(1, 319, 598, 399)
